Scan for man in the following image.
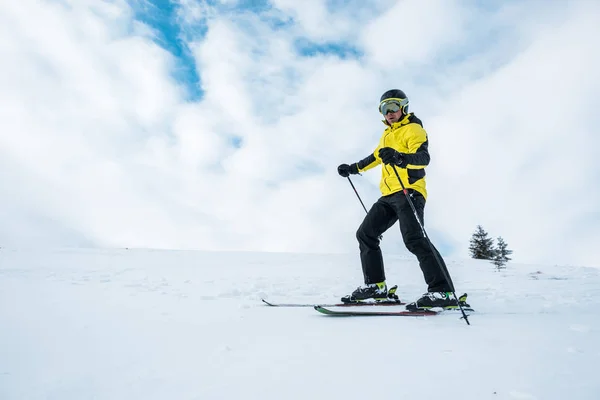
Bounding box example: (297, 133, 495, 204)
(337, 89, 458, 310)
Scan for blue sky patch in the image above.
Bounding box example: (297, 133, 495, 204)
(132, 0, 203, 100)
(294, 38, 363, 59)
(230, 136, 243, 148)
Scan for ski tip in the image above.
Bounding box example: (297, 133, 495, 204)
(314, 305, 331, 313)
(314, 305, 341, 316)
(261, 298, 275, 306)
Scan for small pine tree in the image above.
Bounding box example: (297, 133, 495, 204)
(492, 236, 513, 269)
(469, 225, 495, 260)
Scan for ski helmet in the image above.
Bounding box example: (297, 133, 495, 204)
(379, 89, 409, 115)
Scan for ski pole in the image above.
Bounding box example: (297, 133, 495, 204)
(346, 177, 383, 241)
(390, 165, 471, 325)
(346, 177, 368, 214)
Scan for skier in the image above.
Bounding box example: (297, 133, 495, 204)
(337, 89, 459, 310)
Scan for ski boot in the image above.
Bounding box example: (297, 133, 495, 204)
(405, 292, 472, 311)
(341, 283, 400, 304)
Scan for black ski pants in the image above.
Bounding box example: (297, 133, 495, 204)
(356, 190, 454, 292)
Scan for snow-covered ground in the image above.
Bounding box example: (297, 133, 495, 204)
(1, 248, 599, 399)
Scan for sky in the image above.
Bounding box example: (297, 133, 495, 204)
(1, 0, 599, 268)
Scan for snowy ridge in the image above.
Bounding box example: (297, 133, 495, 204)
(1, 248, 599, 399)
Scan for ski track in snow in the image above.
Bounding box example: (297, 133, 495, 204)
(0, 248, 599, 400)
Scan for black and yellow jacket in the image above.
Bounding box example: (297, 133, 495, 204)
(356, 113, 430, 199)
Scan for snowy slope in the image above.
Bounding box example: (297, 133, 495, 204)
(1, 248, 599, 400)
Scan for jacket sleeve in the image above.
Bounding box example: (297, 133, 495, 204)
(399, 124, 430, 169)
(356, 152, 381, 172)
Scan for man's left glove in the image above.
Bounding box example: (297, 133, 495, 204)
(378, 147, 407, 167)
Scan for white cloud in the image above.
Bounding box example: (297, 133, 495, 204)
(268, 0, 358, 41)
(174, 0, 216, 26)
(360, 0, 468, 70)
(1, 0, 599, 270)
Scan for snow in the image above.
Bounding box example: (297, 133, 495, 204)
(1, 248, 599, 399)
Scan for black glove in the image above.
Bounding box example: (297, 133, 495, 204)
(378, 147, 406, 167)
(337, 163, 359, 177)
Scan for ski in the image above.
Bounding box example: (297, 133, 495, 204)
(262, 285, 406, 307)
(261, 298, 405, 308)
(314, 305, 438, 317)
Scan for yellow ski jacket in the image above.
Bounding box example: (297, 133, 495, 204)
(356, 113, 430, 199)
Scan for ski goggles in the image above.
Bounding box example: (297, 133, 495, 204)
(379, 98, 408, 115)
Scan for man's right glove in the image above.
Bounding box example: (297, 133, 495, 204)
(337, 163, 359, 177)
(378, 147, 405, 166)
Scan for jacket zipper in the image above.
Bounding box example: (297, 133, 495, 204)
(382, 128, 394, 192)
